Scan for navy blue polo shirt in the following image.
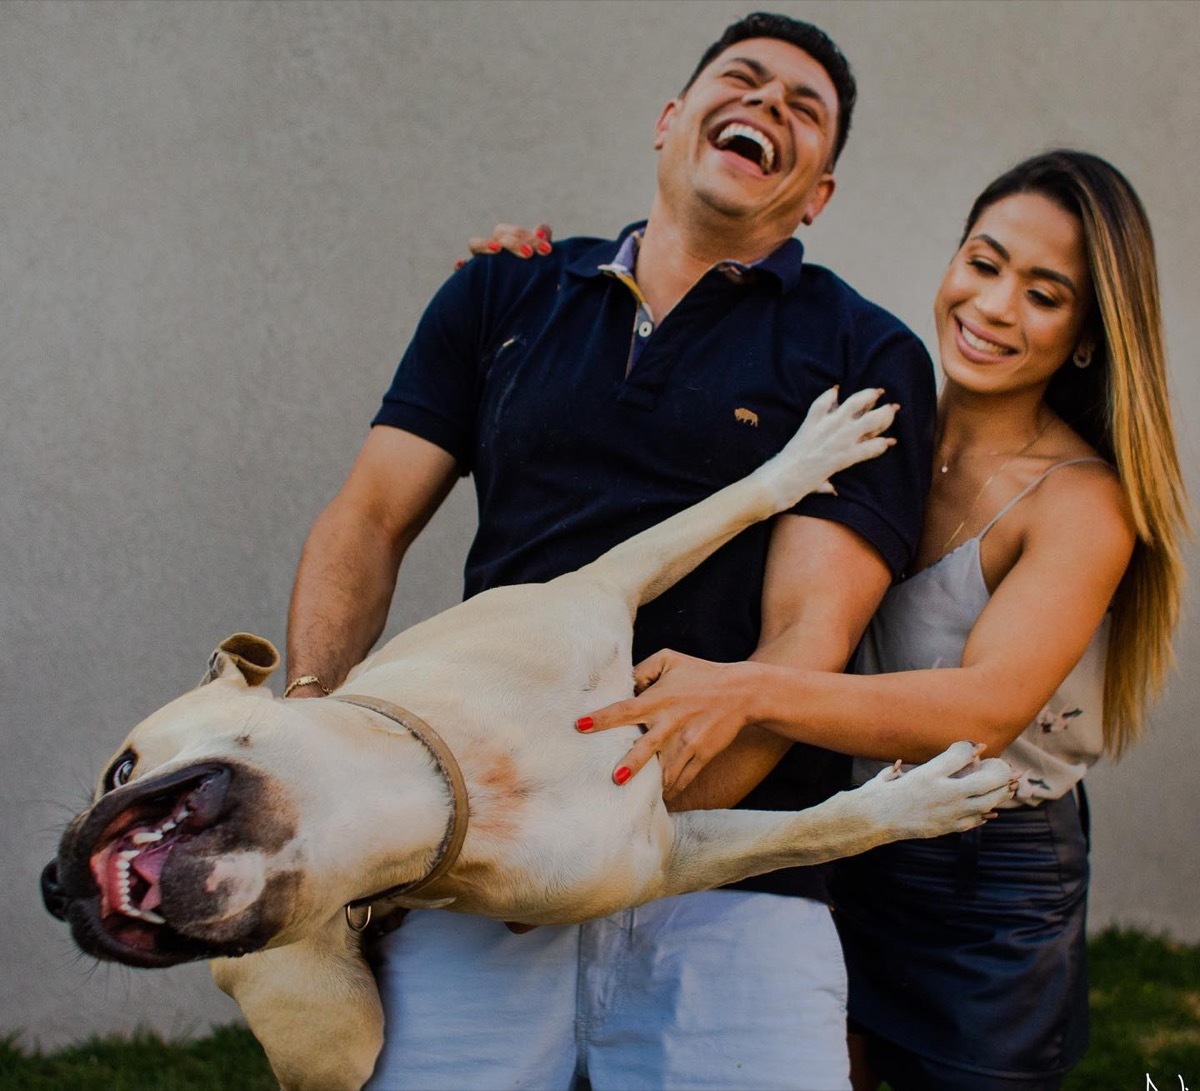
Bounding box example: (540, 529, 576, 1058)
(374, 222, 936, 900)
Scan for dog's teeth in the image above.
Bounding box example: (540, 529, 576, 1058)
(160, 819, 176, 834)
(131, 829, 163, 846)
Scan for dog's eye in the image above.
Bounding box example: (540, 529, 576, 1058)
(104, 750, 137, 792)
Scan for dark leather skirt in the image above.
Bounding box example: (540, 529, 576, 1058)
(831, 790, 1089, 1088)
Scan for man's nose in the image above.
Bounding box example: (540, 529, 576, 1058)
(743, 82, 786, 122)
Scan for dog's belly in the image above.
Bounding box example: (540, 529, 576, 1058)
(433, 758, 676, 923)
(346, 580, 677, 922)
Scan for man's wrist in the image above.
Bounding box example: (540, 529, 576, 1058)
(284, 674, 331, 698)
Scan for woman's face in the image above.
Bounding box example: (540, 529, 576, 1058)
(934, 192, 1093, 397)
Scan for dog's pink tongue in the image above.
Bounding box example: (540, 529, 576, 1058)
(89, 831, 174, 919)
(132, 843, 171, 911)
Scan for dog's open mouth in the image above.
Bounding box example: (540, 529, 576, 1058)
(44, 763, 249, 966)
(90, 767, 230, 938)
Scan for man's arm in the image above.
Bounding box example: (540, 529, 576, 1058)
(285, 426, 458, 697)
(665, 513, 891, 810)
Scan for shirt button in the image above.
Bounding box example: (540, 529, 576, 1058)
(638, 321, 653, 338)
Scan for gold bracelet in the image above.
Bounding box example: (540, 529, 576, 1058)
(284, 674, 330, 698)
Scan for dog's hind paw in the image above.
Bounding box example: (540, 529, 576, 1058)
(866, 740, 1016, 840)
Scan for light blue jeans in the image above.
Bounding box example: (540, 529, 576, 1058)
(365, 888, 851, 1091)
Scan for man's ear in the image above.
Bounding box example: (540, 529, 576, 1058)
(800, 174, 837, 227)
(653, 99, 681, 151)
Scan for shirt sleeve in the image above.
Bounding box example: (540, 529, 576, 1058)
(793, 327, 937, 578)
(371, 262, 488, 471)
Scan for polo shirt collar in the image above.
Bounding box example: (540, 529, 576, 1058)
(565, 221, 806, 293)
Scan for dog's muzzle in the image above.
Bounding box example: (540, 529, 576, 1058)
(42, 762, 289, 968)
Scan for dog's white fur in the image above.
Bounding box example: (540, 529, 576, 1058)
(51, 389, 1014, 1090)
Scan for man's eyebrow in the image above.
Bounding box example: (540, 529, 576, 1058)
(971, 233, 1081, 295)
(726, 56, 830, 114)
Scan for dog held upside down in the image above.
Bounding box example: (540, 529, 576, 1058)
(42, 388, 1015, 1090)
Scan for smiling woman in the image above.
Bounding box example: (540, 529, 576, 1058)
(572, 149, 1189, 1091)
(936, 194, 1093, 399)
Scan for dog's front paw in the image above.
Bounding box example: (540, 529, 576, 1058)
(761, 387, 898, 509)
(867, 740, 1016, 840)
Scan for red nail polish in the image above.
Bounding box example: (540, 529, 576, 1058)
(614, 766, 631, 785)
(454, 258, 466, 270)
(487, 241, 501, 252)
(519, 244, 534, 257)
(576, 716, 594, 732)
(535, 227, 549, 240)
(537, 241, 552, 254)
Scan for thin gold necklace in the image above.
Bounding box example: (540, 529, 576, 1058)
(937, 415, 1054, 555)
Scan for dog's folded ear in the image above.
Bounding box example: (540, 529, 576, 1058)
(200, 633, 281, 688)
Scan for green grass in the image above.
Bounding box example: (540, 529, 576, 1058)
(3, 930, 1197, 1090)
(0, 1024, 274, 1091)
(1066, 929, 1200, 1091)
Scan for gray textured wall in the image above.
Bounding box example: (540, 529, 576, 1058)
(4, 0, 1196, 1048)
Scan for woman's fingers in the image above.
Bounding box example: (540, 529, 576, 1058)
(575, 697, 643, 734)
(575, 649, 684, 731)
(610, 730, 665, 786)
(577, 649, 748, 794)
(663, 753, 704, 798)
(631, 649, 675, 694)
(463, 223, 554, 263)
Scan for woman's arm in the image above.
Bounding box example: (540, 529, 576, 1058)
(583, 463, 1136, 792)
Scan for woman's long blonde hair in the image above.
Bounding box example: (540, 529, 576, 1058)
(963, 151, 1189, 753)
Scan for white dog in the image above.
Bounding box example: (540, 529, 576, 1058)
(43, 388, 1014, 1090)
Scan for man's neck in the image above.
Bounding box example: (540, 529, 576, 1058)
(636, 199, 791, 321)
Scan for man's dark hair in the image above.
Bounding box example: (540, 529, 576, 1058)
(682, 12, 857, 165)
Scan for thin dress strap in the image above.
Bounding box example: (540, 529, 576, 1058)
(978, 457, 1110, 540)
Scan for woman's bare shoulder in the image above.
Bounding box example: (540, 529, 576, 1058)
(1028, 454, 1135, 558)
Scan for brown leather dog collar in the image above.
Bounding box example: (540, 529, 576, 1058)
(331, 694, 470, 925)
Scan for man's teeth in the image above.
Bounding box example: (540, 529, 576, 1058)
(715, 123, 774, 173)
(960, 323, 1012, 355)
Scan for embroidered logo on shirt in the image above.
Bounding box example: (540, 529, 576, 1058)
(734, 408, 759, 427)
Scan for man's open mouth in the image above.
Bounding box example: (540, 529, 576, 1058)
(712, 122, 777, 175)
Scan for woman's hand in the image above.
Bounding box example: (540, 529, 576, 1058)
(455, 223, 553, 269)
(576, 650, 760, 798)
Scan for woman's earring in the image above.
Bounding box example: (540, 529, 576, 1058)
(1072, 344, 1094, 369)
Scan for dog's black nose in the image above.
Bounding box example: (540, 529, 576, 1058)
(41, 860, 70, 921)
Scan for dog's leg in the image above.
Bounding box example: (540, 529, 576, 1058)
(573, 387, 895, 611)
(650, 742, 1014, 898)
(211, 913, 382, 1091)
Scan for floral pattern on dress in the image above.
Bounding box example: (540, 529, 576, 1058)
(1035, 706, 1083, 734)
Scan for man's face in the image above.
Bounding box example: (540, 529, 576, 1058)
(654, 38, 840, 235)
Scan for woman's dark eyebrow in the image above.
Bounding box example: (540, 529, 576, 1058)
(971, 233, 1080, 296)
(726, 56, 830, 115)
